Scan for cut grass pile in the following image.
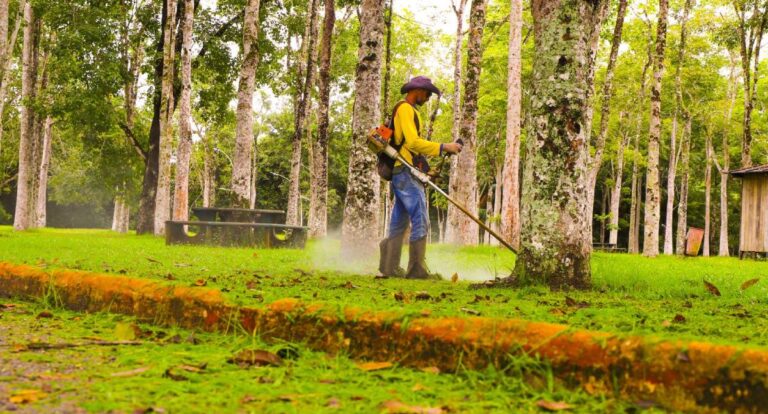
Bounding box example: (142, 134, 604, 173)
(0, 302, 643, 413)
(2, 227, 768, 348)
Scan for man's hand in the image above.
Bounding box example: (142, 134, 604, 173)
(443, 142, 463, 154)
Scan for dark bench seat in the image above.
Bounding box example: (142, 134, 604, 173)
(592, 243, 627, 253)
(191, 207, 285, 224)
(166, 220, 308, 249)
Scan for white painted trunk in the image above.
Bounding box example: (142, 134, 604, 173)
(704, 133, 712, 256)
(675, 116, 691, 256)
(13, 2, 36, 231)
(35, 116, 52, 228)
(232, 0, 262, 207)
(172, 0, 194, 221)
(608, 125, 628, 246)
(662, 114, 678, 255)
(154, 0, 177, 235)
(340, 0, 384, 255)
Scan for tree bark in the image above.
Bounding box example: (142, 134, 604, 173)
(340, 0, 384, 256)
(445, 0, 486, 246)
(675, 114, 691, 255)
(719, 52, 737, 256)
(202, 132, 215, 208)
(608, 113, 628, 245)
(704, 128, 712, 256)
(500, 0, 522, 249)
(515, 0, 608, 289)
(0, 0, 23, 181)
(13, 2, 37, 231)
(643, 0, 669, 257)
(663, 0, 692, 255)
(231, 0, 262, 207)
(172, 0, 194, 221)
(309, 0, 335, 238)
(35, 116, 52, 227)
(490, 162, 502, 246)
(153, 0, 177, 235)
(444, 0, 468, 243)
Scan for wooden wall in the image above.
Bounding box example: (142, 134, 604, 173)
(740, 175, 768, 253)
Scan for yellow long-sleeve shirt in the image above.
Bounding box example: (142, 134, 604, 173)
(392, 102, 441, 166)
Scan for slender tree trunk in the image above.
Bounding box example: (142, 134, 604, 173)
(202, 133, 215, 208)
(608, 114, 628, 245)
(153, 0, 177, 235)
(287, 0, 319, 226)
(719, 55, 737, 256)
(13, 2, 37, 231)
(704, 129, 712, 256)
(309, 0, 335, 238)
(444, 0, 468, 243)
(35, 116, 52, 227)
(735, 2, 767, 168)
(514, 0, 609, 289)
(675, 115, 691, 255)
(587, 0, 628, 201)
(0, 0, 20, 178)
(172, 0, 194, 221)
(491, 162, 502, 246)
(231, 0, 262, 207)
(340, 0, 384, 256)
(446, 0, 486, 246)
(136, 1, 169, 234)
(381, 0, 394, 122)
(500, 0, 522, 249)
(643, 0, 669, 257)
(112, 195, 121, 231)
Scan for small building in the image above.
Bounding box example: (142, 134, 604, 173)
(730, 164, 768, 257)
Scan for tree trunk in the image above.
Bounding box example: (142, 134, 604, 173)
(136, 0, 170, 234)
(35, 116, 52, 227)
(719, 52, 737, 256)
(515, 0, 608, 289)
(643, 0, 669, 257)
(153, 0, 177, 236)
(13, 2, 37, 231)
(172, 0, 194, 221)
(587, 0, 627, 202)
(309, 0, 335, 238)
(0, 0, 20, 179)
(231, 0, 262, 207)
(675, 115, 691, 256)
(445, 0, 486, 246)
(500, 0, 522, 249)
(381, 0, 394, 122)
(608, 114, 628, 245)
(202, 133, 215, 208)
(704, 129, 712, 256)
(444, 0, 468, 243)
(491, 163, 502, 246)
(340, 0, 384, 256)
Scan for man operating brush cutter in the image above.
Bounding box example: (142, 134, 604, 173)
(377, 76, 463, 279)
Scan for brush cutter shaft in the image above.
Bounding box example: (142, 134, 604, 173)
(393, 153, 517, 254)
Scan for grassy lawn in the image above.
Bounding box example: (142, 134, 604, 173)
(0, 302, 643, 413)
(2, 227, 768, 348)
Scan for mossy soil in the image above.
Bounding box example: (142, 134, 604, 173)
(2, 227, 768, 349)
(0, 302, 647, 413)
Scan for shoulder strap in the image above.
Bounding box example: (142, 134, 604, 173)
(389, 101, 422, 151)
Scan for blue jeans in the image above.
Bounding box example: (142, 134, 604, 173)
(388, 170, 428, 242)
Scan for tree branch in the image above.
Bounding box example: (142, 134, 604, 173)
(119, 122, 148, 160)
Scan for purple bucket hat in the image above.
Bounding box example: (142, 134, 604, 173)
(400, 76, 441, 96)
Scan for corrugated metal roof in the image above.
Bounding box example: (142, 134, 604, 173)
(729, 164, 768, 177)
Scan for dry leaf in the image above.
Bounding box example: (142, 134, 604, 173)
(9, 389, 48, 404)
(163, 367, 188, 381)
(673, 314, 686, 323)
(36, 311, 53, 319)
(536, 400, 573, 411)
(703, 280, 721, 296)
(460, 307, 481, 316)
(357, 361, 393, 371)
(420, 366, 440, 374)
(565, 296, 577, 307)
(451, 273, 459, 283)
(177, 363, 207, 373)
(661, 320, 672, 328)
(110, 366, 151, 378)
(194, 279, 207, 287)
(228, 349, 283, 367)
(411, 383, 428, 392)
(146, 257, 161, 264)
(394, 291, 405, 302)
(741, 278, 760, 291)
(327, 397, 341, 408)
(382, 400, 444, 414)
(414, 291, 431, 300)
(341, 281, 357, 289)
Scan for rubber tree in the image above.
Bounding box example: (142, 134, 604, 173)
(340, 0, 385, 256)
(515, 0, 609, 289)
(172, 0, 195, 222)
(643, 0, 669, 258)
(231, 0, 262, 208)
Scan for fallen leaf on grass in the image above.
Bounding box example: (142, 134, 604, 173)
(414, 291, 431, 300)
(165, 274, 176, 280)
(564, 296, 589, 308)
(536, 400, 573, 411)
(411, 383, 428, 391)
(460, 307, 481, 316)
(246, 280, 260, 290)
(741, 278, 760, 291)
(451, 273, 459, 283)
(357, 361, 393, 371)
(673, 314, 686, 323)
(420, 366, 440, 374)
(174, 263, 192, 268)
(193, 279, 207, 287)
(146, 257, 162, 264)
(382, 400, 444, 414)
(228, 349, 283, 367)
(661, 320, 672, 328)
(703, 280, 721, 296)
(9, 389, 48, 404)
(327, 397, 341, 408)
(341, 281, 357, 289)
(394, 291, 405, 302)
(548, 308, 566, 316)
(1, 303, 16, 309)
(36, 311, 53, 318)
(177, 362, 207, 373)
(110, 366, 152, 378)
(163, 367, 188, 381)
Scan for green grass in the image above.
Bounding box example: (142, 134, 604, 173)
(0, 302, 646, 413)
(2, 227, 768, 348)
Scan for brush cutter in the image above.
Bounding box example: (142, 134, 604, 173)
(367, 129, 518, 254)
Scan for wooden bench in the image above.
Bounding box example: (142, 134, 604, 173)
(165, 221, 308, 249)
(191, 207, 285, 224)
(592, 243, 627, 253)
